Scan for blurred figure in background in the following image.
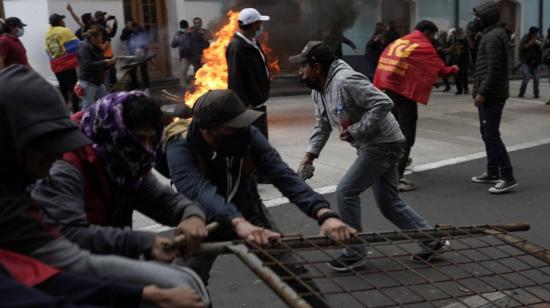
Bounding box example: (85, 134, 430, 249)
(518, 26, 543, 98)
(171, 19, 194, 86)
(121, 19, 150, 90)
(365, 22, 385, 81)
(449, 28, 470, 95)
(435, 30, 452, 92)
(77, 28, 118, 108)
(0, 17, 30, 70)
(189, 17, 211, 74)
(543, 27, 550, 105)
(45, 13, 81, 113)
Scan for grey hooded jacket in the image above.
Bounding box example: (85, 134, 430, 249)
(307, 60, 405, 156)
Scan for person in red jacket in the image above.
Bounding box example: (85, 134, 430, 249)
(374, 20, 459, 192)
(33, 91, 209, 263)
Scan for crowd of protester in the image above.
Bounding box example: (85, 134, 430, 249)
(0, 0, 548, 306)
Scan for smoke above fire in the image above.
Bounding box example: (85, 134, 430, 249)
(219, 0, 361, 70)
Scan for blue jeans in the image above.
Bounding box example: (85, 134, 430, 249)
(478, 102, 515, 181)
(336, 143, 431, 256)
(81, 81, 108, 109)
(519, 63, 539, 97)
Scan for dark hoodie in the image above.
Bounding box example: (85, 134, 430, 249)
(472, 1, 510, 102)
(0, 65, 81, 254)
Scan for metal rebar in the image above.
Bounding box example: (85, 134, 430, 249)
(226, 244, 312, 308)
(267, 224, 530, 251)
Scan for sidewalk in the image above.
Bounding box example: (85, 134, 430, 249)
(134, 80, 550, 229)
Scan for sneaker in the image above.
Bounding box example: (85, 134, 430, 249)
(471, 172, 499, 184)
(546, 100, 550, 105)
(327, 254, 367, 272)
(488, 180, 517, 194)
(398, 178, 417, 192)
(411, 240, 450, 263)
(518, 94, 524, 98)
(534, 95, 540, 99)
(454, 91, 463, 95)
(443, 87, 451, 92)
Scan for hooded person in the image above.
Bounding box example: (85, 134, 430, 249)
(0, 65, 209, 307)
(470, 0, 517, 193)
(33, 91, 209, 264)
(290, 41, 449, 272)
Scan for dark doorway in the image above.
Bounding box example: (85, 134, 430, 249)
(123, 0, 170, 78)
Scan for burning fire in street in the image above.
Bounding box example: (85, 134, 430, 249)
(184, 10, 279, 106)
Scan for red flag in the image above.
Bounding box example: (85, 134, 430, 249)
(374, 30, 455, 105)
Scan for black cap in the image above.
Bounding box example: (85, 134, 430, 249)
(289, 41, 334, 64)
(49, 13, 66, 25)
(192, 90, 263, 128)
(94, 11, 107, 18)
(31, 128, 92, 154)
(5, 17, 27, 28)
(0, 65, 91, 156)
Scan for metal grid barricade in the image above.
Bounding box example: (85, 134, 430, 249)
(198, 224, 550, 307)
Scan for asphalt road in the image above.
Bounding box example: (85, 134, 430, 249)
(208, 143, 550, 307)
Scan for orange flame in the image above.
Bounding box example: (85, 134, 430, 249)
(184, 10, 279, 106)
(259, 32, 280, 80)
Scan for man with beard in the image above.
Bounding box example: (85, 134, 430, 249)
(165, 89, 356, 307)
(291, 41, 449, 272)
(470, 1, 517, 193)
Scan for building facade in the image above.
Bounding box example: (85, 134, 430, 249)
(2, 0, 549, 83)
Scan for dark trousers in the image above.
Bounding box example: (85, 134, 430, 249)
(0, 270, 141, 307)
(55, 69, 80, 113)
(442, 76, 451, 90)
(105, 64, 117, 88)
(183, 202, 327, 307)
(454, 62, 469, 93)
(39, 272, 141, 307)
(251, 105, 269, 140)
(478, 101, 515, 181)
(387, 90, 417, 178)
(519, 63, 540, 97)
(129, 62, 150, 90)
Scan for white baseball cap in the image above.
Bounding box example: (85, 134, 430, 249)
(238, 8, 270, 26)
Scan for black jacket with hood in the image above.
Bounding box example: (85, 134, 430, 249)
(226, 34, 270, 108)
(472, 1, 510, 103)
(0, 65, 82, 254)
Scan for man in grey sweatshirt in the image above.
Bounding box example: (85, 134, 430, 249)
(290, 41, 449, 272)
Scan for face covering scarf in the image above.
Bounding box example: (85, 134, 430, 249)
(79, 91, 160, 187)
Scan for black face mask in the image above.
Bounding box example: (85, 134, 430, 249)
(303, 76, 322, 91)
(215, 128, 252, 157)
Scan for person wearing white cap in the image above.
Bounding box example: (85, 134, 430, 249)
(226, 8, 271, 140)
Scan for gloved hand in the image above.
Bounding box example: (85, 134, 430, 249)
(298, 163, 315, 180)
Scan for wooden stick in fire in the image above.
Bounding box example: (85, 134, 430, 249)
(161, 89, 184, 103)
(163, 222, 220, 251)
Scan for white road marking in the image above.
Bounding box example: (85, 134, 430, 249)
(263, 138, 550, 208)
